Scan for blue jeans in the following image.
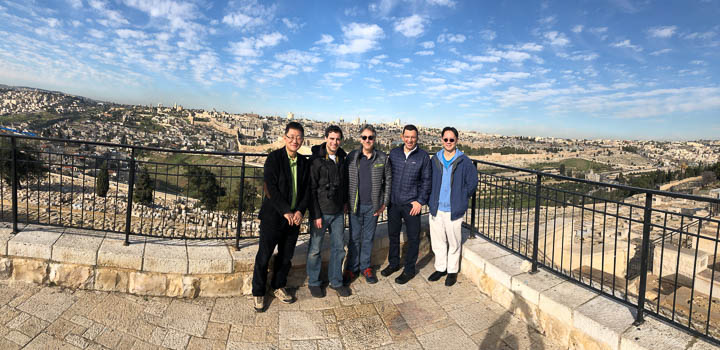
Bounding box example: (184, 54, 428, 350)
(306, 213, 346, 288)
(347, 204, 379, 272)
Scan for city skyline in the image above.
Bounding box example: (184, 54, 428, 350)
(1, 0, 719, 140)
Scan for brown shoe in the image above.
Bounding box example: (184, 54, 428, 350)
(273, 288, 295, 304)
(254, 296, 265, 312)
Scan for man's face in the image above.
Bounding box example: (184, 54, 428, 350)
(326, 131, 342, 154)
(360, 129, 375, 153)
(441, 130, 457, 153)
(284, 128, 303, 153)
(402, 129, 418, 151)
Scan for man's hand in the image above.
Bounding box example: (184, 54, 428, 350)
(373, 204, 386, 217)
(283, 213, 294, 226)
(314, 218, 323, 229)
(409, 201, 422, 216)
(292, 211, 303, 226)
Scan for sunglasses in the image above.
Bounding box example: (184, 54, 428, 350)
(361, 135, 375, 141)
(443, 138, 456, 143)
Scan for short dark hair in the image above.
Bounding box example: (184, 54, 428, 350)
(360, 124, 376, 136)
(324, 125, 343, 139)
(285, 122, 304, 136)
(402, 124, 418, 134)
(441, 127, 458, 139)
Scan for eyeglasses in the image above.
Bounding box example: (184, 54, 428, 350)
(361, 135, 375, 141)
(285, 135, 303, 141)
(443, 138, 456, 143)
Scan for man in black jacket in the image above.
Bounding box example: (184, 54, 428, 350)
(306, 125, 351, 298)
(252, 122, 310, 312)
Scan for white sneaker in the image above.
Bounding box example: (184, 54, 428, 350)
(254, 296, 265, 312)
(273, 288, 295, 304)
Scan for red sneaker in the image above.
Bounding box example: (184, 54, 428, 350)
(363, 267, 378, 284)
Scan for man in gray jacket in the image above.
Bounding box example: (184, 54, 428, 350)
(344, 124, 392, 284)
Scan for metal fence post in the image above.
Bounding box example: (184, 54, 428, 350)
(470, 162, 478, 238)
(235, 155, 246, 251)
(531, 174, 542, 273)
(10, 136, 18, 234)
(634, 192, 653, 325)
(124, 147, 137, 246)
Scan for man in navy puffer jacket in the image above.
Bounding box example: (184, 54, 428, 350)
(381, 124, 432, 284)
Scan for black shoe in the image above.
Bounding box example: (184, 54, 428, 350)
(380, 265, 401, 277)
(428, 271, 447, 282)
(343, 270, 359, 286)
(329, 285, 352, 297)
(394, 272, 415, 285)
(309, 285, 325, 298)
(445, 273, 457, 286)
(363, 268, 378, 284)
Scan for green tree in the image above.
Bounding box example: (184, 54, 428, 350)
(186, 165, 225, 210)
(559, 164, 566, 176)
(133, 166, 154, 205)
(218, 180, 260, 214)
(0, 139, 46, 187)
(95, 161, 110, 197)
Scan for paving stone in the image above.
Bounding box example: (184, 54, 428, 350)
(161, 328, 191, 350)
(317, 338, 343, 350)
(0, 337, 21, 350)
(226, 341, 278, 350)
(7, 226, 63, 259)
(65, 333, 90, 348)
(279, 310, 327, 340)
(86, 295, 145, 333)
(4, 329, 31, 346)
(16, 314, 49, 338)
(209, 297, 256, 326)
(395, 297, 448, 330)
(161, 299, 211, 337)
(143, 238, 187, 274)
(149, 326, 167, 346)
(187, 335, 226, 350)
(417, 324, 476, 350)
(46, 318, 81, 340)
(447, 301, 505, 335)
(23, 332, 80, 350)
(96, 233, 144, 270)
(338, 315, 393, 349)
(203, 321, 230, 340)
(242, 324, 277, 343)
(0, 228, 12, 256)
(95, 327, 123, 349)
(186, 240, 232, 274)
(52, 228, 105, 265)
(573, 295, 635, 350)
(486, 313, 566, 350)
(17, 286, 77, 322)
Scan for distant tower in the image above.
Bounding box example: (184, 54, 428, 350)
(157, 103, 163, 108)
(394, 118, 401, 126)
(287, 112, 294, 120)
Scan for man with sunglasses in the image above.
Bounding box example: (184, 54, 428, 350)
(344, 124, 392, 285)
(252, 122, 310, 311)
(381, 124, 431, 284)
(427, 127, 478, 286)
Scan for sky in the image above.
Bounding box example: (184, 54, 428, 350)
(1, 0, 719, 140)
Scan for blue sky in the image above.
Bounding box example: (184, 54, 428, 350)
(1, 0, 719, 140)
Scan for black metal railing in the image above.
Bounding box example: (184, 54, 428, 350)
(464, 159, 720, 344)
(0, 134, 405, 248)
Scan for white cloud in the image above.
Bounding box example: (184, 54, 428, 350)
(544, 31, 570, 46)
(330, 22, 384, 55)
(465, 55, 500, 63)
(89, 0, 129, 27)
(683, 31, 716, 40)
(394, 14, 426, 38)
(221, 0, 276, 32)
(228, 32, 286, 57)
(71, 20, 82, 27)
(480, 30, 496, 41)
(648, 25, 677, 38)
(611, 39, 643, 52)
(649, 48, 672, 56)
(386, 62, 403, 68)
(364, 77, 381, 83)
(572, 25, 584, 33)
(437, 60, 480, 74)
(427, 0, 456, 6)
(275, 49, 322, 65)
(420, 41, 435, 49)
(415, 50, 434, 56)
(315, 34, 334, 45)
(87, 28, 105, 39)
(419, 76, 445, 84)
(368, 54, 387, 67)
(487, 72, 531, 81)
(67, 0, 83, 8)
(116, 29, 147, 39)
(556, 51, 599, 61)
(503, 43, 543, 52)
(282, 18, 301, 30)
(337, 60, 361, 69)
(539, 16, 556, 25)
(589, 27, 608, 40)
(399, 58, 411, 64)
(437, 33, 466, 43)
(487, 49, 532, 63)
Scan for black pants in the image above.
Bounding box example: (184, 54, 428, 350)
(387, 202, 421, 275)
(252, 211, 300, 296)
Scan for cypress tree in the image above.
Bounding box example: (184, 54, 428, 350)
(96, 161, 110, 197)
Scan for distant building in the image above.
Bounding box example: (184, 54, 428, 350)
(287, 112, 294, 120)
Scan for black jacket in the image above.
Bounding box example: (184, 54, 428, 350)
(259, 147, 310, 218)
(309, 143, 347, 219)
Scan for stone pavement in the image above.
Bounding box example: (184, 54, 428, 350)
(0, 258, 565, 350)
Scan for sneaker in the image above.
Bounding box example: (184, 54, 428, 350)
(343, 270, 358, 286)
(428, 271, 447, 282)
(394, 271, 415, 285)
(308, 285, 325, 298)
(329, 285, 352, 297)
(363, 268, 378, 284)
(445, 273, 457, 286)
(273, 288, 295, 304)
(253, 296, 265, 312)
(380, 265, 401, 277)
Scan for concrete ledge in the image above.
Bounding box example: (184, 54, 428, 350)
(0, 218, 426, 299)
(459, 229, 713, 350)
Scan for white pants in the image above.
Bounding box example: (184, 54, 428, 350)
(429, 211, 463, 273)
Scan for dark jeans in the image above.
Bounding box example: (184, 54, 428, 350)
(252, 211, 300, 296)
(387, 202, 421, 275)
(347, 204, 378, 272)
